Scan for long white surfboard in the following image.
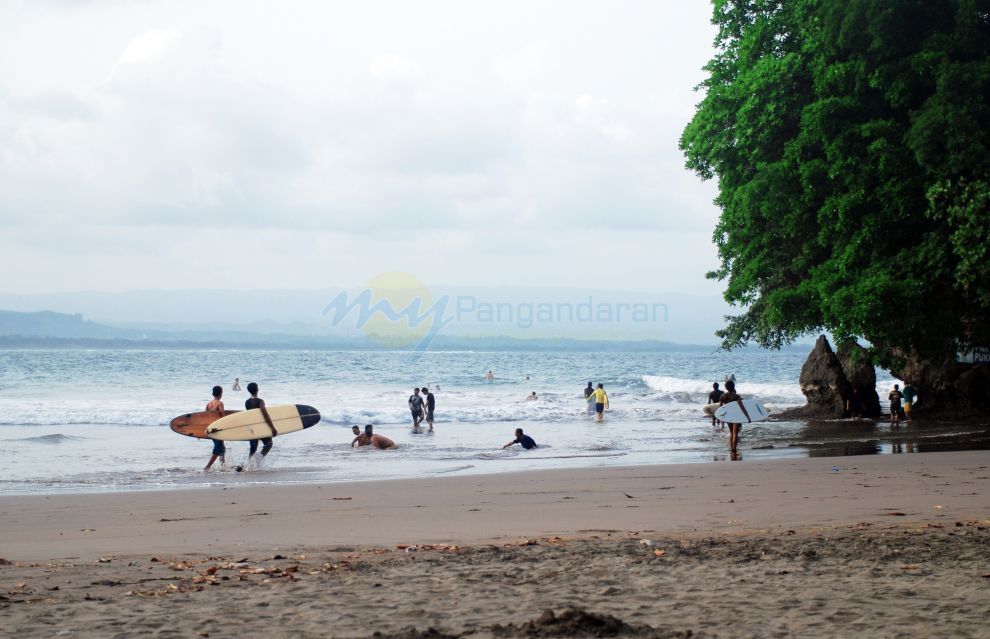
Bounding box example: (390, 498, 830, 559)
(714, 399, 769, 424)
(205, 404, 321, 441)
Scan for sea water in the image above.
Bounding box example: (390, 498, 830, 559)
(0, 348, 986, 494)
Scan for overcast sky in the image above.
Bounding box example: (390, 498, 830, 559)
(0, 0, 721, 296)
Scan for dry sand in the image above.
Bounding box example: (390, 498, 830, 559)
(2, 451, 989, 638)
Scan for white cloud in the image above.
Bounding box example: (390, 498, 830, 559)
(0, 0, 723, 295)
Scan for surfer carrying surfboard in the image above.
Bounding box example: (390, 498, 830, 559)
(245, 382, 274, 460)
(204, 386, 226, 471)
(719, 380, 748, 459)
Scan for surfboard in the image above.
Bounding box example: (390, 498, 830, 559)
(714, 399, 769, 424)
(170, 410, 240, 439)
(205, 404, 321, 441)
(703, 402, 720, 416)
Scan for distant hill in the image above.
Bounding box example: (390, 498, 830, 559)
(0, 308, 813, 352)
(0, 310, 135, 339)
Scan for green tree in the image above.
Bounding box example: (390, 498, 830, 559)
(681, 0, 990, 403)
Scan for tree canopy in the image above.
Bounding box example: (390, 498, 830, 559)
(681, 0, 990, 374)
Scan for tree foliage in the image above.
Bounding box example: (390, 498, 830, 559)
(681, 0, 990, 370)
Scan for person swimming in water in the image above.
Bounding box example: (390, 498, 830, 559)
(502, 428, 537, 450)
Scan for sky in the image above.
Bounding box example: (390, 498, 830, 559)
(0, 0, 722, 297)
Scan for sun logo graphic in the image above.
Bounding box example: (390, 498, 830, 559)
(323, 272, 451, 349)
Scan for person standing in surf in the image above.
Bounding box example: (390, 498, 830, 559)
(719, 379, 745, 459)
(204, 385, 226, 471)
(889, 384, 904, 427)
(584, 381, 595, 415)
(707, 382, 724, 427)
(422, 386, 436, 432)
(246, 382, 274, 460)
(591, 383, 609, 422)
(408, 387, 425, 432)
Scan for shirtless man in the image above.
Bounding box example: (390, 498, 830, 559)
(350, 425, 370, 447)
(204, 385, 226, 471)
(365, 424, 397, 450)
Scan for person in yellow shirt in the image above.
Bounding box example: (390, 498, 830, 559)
(591, 383, 609, 421)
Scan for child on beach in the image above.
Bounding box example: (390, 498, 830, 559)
(204, 385, 225, 471)
(902, 383, 916, 423)
(503, 428, 537, 450)
(246, 382, 274, 460)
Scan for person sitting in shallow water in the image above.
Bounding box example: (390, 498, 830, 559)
(365, 424, 396, 450)
(351, 425, 370, 447)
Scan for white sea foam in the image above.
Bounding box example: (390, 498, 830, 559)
(642, 375, 804, 403)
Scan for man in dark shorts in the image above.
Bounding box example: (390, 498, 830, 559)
(422, 386, 436, 431)
(889, 384, 903, 427)
(204, 385, 225, 471)
(707, 382, 724, 426)
(408, 387, 425, 432)
(246, 382, 274, 460)
(502, 428, 537, 450)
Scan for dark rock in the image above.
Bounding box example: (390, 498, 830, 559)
(797, 336, 850, 418)
(837, 340, 881, 418)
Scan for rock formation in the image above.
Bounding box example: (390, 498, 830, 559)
(837, 339, 881, 418)
(796, 335, 851, 418)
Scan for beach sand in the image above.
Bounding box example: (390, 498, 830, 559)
(2, 451, 989, 638)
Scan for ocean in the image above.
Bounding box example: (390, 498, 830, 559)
(0, 348, 986, 495)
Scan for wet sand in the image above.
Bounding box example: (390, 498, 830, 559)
(2, 451, 989, 637)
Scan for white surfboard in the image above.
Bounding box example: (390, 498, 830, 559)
(714, 399, 769, 424)
(703, 402, 720, 416)
(205, 404, 321, 441)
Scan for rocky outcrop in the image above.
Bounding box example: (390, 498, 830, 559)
(837, 339, 881, 418)
(774, 335, 858, 421)
(796, 335, 850, 418)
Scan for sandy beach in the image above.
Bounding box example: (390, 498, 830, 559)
(3, 451, 989, 637)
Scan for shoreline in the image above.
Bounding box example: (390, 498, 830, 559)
(3, 450, 988, 562)
(3, 450, 988, 638)
(4, 414, 988, 497)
